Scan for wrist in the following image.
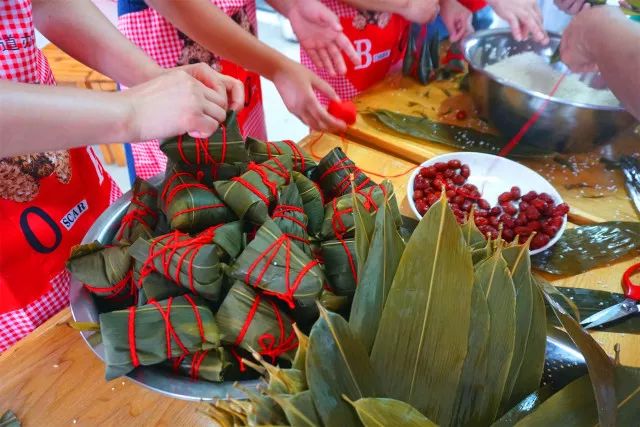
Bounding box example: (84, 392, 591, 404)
(115, 91, 141, 142)
(264, 56, 296, 82)
(129, 63, 165, 86)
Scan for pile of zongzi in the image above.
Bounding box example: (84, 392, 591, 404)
(68, 113, 397, 383)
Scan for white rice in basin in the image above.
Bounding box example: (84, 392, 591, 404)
(484, 52, 620, 107)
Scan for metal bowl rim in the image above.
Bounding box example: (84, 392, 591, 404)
(462, 28, 626, 112)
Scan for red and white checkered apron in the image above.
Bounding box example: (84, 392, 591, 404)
(301, 1, 409, 105)
(0, 0, 120, 352)
(118, 0, 267, 179)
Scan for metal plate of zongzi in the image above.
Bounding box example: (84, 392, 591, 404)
(69, 176, 258, 401)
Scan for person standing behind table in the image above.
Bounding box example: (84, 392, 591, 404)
(270, 0, 440, 106)
(117, 0, 347, 180)
(559, 5, 640, 119)
(0, 0, 243, 352)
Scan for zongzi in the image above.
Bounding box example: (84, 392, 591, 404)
(112, 178, 158, 245)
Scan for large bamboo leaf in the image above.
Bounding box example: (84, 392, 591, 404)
(369, 110, 553, 158)
(350, 199, 405, 354)
(346, 397, 437, 427)
(543, 288, 617, 427)
(556, 287, 640, 334)
(292, 324, 309, 372)
(370, 196, 475, 425)
(513, 366, 640, 426)
(307, 305, 379, 427)
(270, 391, 321, 427)
(352, 184, 375, 278)
(532, 222, 640, 276)
(490, 386, 555, 426)
(470, 251, 517, 425)
(452, 282, 490, 426)
(500, 243, 542, 410)
(461, 210, 486, 249)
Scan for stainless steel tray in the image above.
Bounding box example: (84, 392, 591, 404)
(69, 178, 258, 401)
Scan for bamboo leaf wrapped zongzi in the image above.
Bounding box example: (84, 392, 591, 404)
(272, 183, 312, 256)
(216, 281, 298, 363)
(160, 111, 248, 165)
(292, 171, 324, 236)
(214, 155, 293, 224)
(313, 147, 376, 200)
(161, 165, 235, 233)
(100, 294, 219, 380)
(170, 347, 231, 383)
(321, 238, 358, 297)
(246, 137, 316, 174)
(112, 178, 158, 245)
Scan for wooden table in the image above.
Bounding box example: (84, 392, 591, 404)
(1, 77, 638, 426)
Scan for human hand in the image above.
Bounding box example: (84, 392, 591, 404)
(287, 0, 359, 76)
(272, 61, 347, 132)
(439, 0, 474, 42)
(397, 0, 440, 24)
(488, 0, 548, 43)
(559, 5, 601, 72)
(124, 68, 239, 140)
(173, 62, 245, 111)
(554, 0, 589, 15)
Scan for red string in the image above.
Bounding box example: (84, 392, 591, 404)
(230, 161, 289, 206)
(329, 199, 358, 284)
(498, 73, 567, 157)
(116, 189, 158, 241)
(162, 172, 217, 222)
(138, 226, 221, 294)
(191, 350, 208, 380)
(245, 235, 319, 309)
(128, 306, 140, 368)
(232, 293, 298, 368)
(176, 125, 227, 165)
(83, 270, 134, 299)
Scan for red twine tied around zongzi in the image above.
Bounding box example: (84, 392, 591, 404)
(177, 125, 227, 165)
(83, 270, 135, 300)
(231, 160, 290, 206)
(245, 235, 319, 309)
(265, 139, 306, 172)
(128, 295, 206, 369)
(139, 226, 221, 295)
(272, 205, 310, 245)
(116, 189, 158, 241)
(330, 199, 358, 284)
(161, 171, 225, 222)
(232, 293, 298, 371)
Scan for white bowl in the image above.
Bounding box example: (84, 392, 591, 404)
(406, 152, 567, 255)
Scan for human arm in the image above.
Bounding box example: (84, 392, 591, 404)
(487, 0, 548, 43)
(560, 6, 640, 119)
(145, 0, 345, 131)
(31, 0, 163, 87)
(440, 0, 474, 42)
(554, 0, 588, 15)
(268, 0, 360, 76)
(0, 68, 230, 157)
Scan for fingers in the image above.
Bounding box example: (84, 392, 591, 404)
(524, 12, 547, 43)
(188, 115, 220, 139)
(202, 84, 229, 111)
(506, 14, 523, 41)
(219, 74, 245, 111)
(336, 34, 361, 67)
(328, 44, 348, 75)
(306, 94, 346, 132)
(307, 49, 326, 71)
(311, 72, 340, 102)
(318, 48, 337, 76)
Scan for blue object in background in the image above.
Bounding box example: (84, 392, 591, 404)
(124, 143, 136, 186)
(427, 5, 495, 40)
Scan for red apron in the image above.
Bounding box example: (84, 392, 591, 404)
(0, 0, 118, 352)
(118, 0, 266, 179)
(300, 0, 409, 105)
(459, 0, 488, 13)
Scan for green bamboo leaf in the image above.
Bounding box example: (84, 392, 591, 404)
(292, 324, 309, 372)
(112, 178, 158, 245)
(467, 251, 517, 425)
(513, 366, 640, 426)
(0, 410, 20, 427)
(536, 278, 580, 321)
(452, 282, 490, 426)
(350, 199, 405, 354)
(461, 210, 486, 248)
(345, 397, 437, 427)
(369, 110, 553, 158)
(556, 287, 640, 334)
(500, 243, 541, 410)
(314, 147, 376, 200)
(321, 238, 358, 298)
(270, 391, 321, 427)
(235, 384, 287, 426)
(532, 222, 640, 276)
(273, 183, 312, 256)
(307, 305, 380, 427)
(292, 171, 324, 237)
(371, 196, 474, 425)
(543, 288, 617, 427)
(246, 136, 317, 174)
(352, 182, 375, 278)
(170, 348, 230, 383)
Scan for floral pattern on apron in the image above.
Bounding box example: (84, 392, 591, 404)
(118, 0, 267, 179)
(0, 0, 119, 352)
(300, 0, 409, 105)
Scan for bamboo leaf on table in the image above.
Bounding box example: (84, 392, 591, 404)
(370, 196, 475, 425)
(307, 305, 380, 427)
(531, 222, 640, 276)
